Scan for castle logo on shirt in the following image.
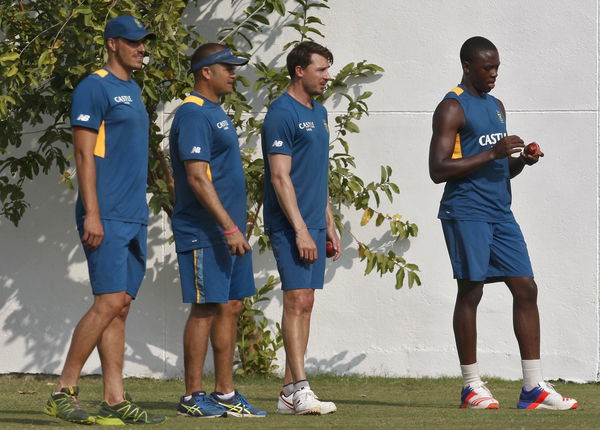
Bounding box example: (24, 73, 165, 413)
(114, 95, 133, 104)
(298, 121, 315, 131)
(478, 132, 507, 146)
(216, 120, 229, 130)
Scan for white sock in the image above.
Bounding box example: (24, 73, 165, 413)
(183, 395, 192, 401)
(460, 363, 482, 387)
(522, 359, 543, 391)
(215, 390, 235, 401)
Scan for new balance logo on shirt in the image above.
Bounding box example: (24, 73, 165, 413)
(272, 140, 283, 147)
(191, 146, 201, 154)
(216, 120, 229, 130)
(76, 114, 90, 122)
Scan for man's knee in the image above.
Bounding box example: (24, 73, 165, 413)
(284, 290, 315, 315)
(510, 278, 538, 304)
(456, 280, 484, 307)
(92, 292, 130, 320)
(220, 299, 244, 318)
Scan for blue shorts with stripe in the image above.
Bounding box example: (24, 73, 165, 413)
(268, 228, 326, 290)
(441, 219, 533, 283)
(177, 245, 256, 304)
(77, 219, 147, 298)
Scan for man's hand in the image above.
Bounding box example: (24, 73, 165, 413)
(224, 229, 250, 256)
(521, 142, 544, 166)
(491, 135, 524, 159)
(327, 228, 342, 262)
(296, 228, 317, 264)
(81, 213, 104, 250)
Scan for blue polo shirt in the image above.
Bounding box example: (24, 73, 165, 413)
(261, 92, 330, 232)
(70, 68, 149, 224)
(169, 93, 247, 252)
(438, 85, 513, 222)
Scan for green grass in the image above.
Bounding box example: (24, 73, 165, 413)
(0, 374, 598, 429)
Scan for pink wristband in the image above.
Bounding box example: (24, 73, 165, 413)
(223, 225, 239, 235)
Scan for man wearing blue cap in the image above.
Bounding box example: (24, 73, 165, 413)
(43, 15, 165, 425)
(169, 43, 266, 418)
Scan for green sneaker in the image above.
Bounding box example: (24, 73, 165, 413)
(96, 397, 166, 425)
(43, 385, 96, 425)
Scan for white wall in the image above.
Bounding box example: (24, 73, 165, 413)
(0, 0, 597, 382)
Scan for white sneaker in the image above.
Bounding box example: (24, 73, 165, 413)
(517, 381, 578, 410)
(276, 391, 295, 415)
(460, 381, 500, 409)
(293, 387, 337, 415)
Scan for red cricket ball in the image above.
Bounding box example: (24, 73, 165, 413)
(524, 142, 540, 156)
(325, 240, 335, 258)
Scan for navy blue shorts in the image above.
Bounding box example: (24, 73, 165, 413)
(441, 219, 533, 283)
(78, 219, 147, 298)
(268, 228, 326, 290)
(177, 245, 255, 304)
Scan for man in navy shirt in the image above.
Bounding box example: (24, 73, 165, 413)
(429, 36, 577, 410)
(262, 41, 340, 415)
(44, 16, 165, 425)
(169, 43, 265, 418)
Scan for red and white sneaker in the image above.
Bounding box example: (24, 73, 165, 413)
(293, 387, 336, 415)
(276, 391, 295, 415)
(517, 381, 578, 410)
(460, 381, 500, 409)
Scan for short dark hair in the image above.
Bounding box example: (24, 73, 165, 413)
(190, 42, 225, 76)
(286, 41, 333, 78)
(460, 36, 497, 63)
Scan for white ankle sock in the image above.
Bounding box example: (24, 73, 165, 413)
(521, 359, 543, 391)
(215, 390, 235, 400)
(460, 363, 482, 387)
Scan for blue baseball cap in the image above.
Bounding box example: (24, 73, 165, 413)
(104, 15, 156, 41)
(190, 48, 249, 73)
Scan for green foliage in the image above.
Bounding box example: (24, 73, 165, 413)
(235, 276, 283, 376)
(0, 0, 421, 373)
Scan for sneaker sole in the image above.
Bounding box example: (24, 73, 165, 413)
(42, 406, 97, 424)
(518, 401, 578, 410)
(462, 403, 500, 409)
(96, 416, 167, 425)
(295, 407, 337, 415)
(225, 412, 267, 418)
(176, 411, 224, 418)
(96, 416, 126, 426)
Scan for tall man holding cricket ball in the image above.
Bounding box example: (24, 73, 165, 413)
(261, 41, 341, 415)
(429, 36, 577, 410)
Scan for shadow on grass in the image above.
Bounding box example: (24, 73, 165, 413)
(249, 395, 455, 409)
(0, 417, 60, 427)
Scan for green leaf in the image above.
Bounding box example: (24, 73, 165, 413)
(345, 121, 360, 133)
(395, 269, 405, 289)
(0, 52, 19, 62)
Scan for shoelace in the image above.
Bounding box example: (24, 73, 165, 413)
(471, 381, 493, 397)
(539, 381, 558, 394)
